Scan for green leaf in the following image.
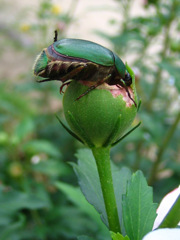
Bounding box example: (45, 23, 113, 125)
(0, 186, 50, 215)
(14, 118, 35, 142)
(32, 158, 70, 177)
(72, 148, 132, 233)
(55, 182, 108, 235)
(56, 115, 84, 144)
(111, 232, 130, 240)
(112, 122, 141, 146)
(72, 149, 108, 226)
(77, 236, 94, 240)
(122, 171, 157, 240)
(22, 139, 61, 157)
(112, 165, 132, 235)
(56, 182, 97, 216)
(0, 214, 25, 240)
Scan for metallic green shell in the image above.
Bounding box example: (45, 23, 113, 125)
(33, 50, 49, 75)
(53, 39, 126, 78)
(114, 53, 126, 78)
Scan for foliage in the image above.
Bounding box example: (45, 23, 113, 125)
(122, 171, 157, 240)
(0, 0, 179, 239)
(98, 0, 180, 198)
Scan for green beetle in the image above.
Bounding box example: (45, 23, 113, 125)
(34, 31, 136, 106)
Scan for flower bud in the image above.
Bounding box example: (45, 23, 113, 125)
(63, 65, 138, 148)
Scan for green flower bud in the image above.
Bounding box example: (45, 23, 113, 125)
(63, 65, 138, 148)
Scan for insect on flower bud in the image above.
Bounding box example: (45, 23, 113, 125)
(63, 65, 138, 148)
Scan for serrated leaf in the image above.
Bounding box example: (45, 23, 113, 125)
(55, 182, 108, 236)
(111, 232, 130, 240)
(72, 149, 108, 226)
(72, 148, 132, 233)
(56, 182, 98, 217)
(112, 165, 132, 235)
(122, 171, 157, 240)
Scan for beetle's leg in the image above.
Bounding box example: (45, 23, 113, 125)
(60, 64, 88, 93)
(61, 65, 85, 81)
(117, 81, 137, 107)
(36, 78, 51, 83)
(76, 74, 112, 100)
(60, 81, 71, 94)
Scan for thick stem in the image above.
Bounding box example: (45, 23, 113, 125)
(92, 147, 121, 233)
(65, 0, 79, 29)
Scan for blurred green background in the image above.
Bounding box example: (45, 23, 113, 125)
(0, 0, 180, 239)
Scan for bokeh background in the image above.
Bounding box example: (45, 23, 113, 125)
(0, 0, 180, 239)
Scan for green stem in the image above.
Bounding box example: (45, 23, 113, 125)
(148, 111, 180, 185)
(66, 0, 79, 26)
(92, 147, 121, 234)
(147, 1, 176, 111)
(158, 194, 180, 229)
(133, 140, 143, 171)
(121, 0, 131, 32)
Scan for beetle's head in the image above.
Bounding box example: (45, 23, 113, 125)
(124, 72, 132, 86)
(33, 49, 49, 76)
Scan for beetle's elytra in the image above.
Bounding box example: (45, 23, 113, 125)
(33, 31, 136, 107)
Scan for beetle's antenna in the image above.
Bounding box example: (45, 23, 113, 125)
(54, 30, 58, 42)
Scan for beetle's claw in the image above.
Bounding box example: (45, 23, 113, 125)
(36, 78, 51, 83)
(60, 82, 71, 94)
